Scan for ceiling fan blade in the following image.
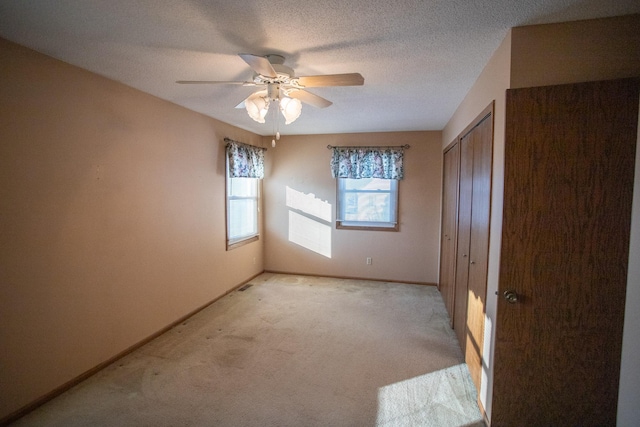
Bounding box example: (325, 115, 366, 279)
(176, 80, 255, 86)
(296, 73, 364, 87)
(289, 89, 333, 108)
(239, 53, 277, 78)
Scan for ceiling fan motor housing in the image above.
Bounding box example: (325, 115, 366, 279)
(254, 64, 295, 84)
(267, 83, 281, 101)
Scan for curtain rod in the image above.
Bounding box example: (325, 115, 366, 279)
(326, 144, 410, 149)
(224, 137, 267, 150)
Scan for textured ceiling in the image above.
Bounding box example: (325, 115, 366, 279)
(1, 1, 639, 136)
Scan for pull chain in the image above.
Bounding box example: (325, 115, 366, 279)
(272, 99, 281, 147)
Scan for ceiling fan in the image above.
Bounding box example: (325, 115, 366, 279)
(177, 53, 364, 125)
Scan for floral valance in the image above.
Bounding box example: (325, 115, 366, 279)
(225, 138, 266, 178)
(330, 145, 407, 180)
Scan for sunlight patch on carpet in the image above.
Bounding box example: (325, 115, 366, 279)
(376, 364, 483, 427)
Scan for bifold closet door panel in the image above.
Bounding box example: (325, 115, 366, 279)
(453, 132, 473, 351)
(439, 142, 460, 325)
(465, 113, 493, 391)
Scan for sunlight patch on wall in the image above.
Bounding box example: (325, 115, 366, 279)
(480, 314, 492, 417)
(286, 186, 332, 222)
(288, 211, 332, 258)
(285, 187, 332, 258)
(376, 364, 482, 426)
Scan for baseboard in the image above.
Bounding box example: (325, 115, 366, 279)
(0, 271, 265, 427)
(264, 270, 437, 286)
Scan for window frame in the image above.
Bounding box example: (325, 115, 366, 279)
(336, 177, 400, 231)
(225, 162, 260, 250)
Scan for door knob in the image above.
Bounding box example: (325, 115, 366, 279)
(503, 290, 519, 304)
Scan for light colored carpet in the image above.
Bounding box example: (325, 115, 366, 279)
(11, 273, 484, 426)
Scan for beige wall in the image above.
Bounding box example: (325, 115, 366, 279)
(442, 14, 640, 423)
(622, 104, 640, 426)
(263, 132, 442, 284)
(510, 14, 640, 89)
(0, 38, 264, 420)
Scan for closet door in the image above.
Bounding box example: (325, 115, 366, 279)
(453, 105, 493, 374)
(438, 142, 460, 325)
(465, 112, 492, 390)
(440, 104, 493, 396)
(492, 78, 639, 426)
(453, 132, 473, 350)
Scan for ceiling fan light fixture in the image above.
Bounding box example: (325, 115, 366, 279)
(280, 96, 302, 124)
(178, 53, 364, 127)
(245, 90, 269, 123)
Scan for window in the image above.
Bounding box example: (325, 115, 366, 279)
(224, 138, 264, 250)
(329, 144, 405, 231)
(337, 177, 399, 230)
(226, 170, 259, 249)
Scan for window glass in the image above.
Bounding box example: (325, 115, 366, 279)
(337, 178, 398, 230)
(227, 175, 259, 248)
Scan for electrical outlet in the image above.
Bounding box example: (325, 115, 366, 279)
(253, 257, 256, 265)
(366, 257, 372, 265)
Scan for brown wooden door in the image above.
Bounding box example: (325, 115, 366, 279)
(454, 132, 473, 351)
(492, 78, 639, 426)
(465, 112, 493, 390)
(439, 142, 460, 325)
